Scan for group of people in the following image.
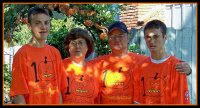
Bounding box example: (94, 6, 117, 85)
(9, 7, 191, 104)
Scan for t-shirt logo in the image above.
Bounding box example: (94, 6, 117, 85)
(141, 72, 168, 97)
(31, 56, 56, 82)
(70, 76, 95, 98)
(29, 56, 57, 93)
(38, 56, 56, 81)
(102, 67, 131, 89)
(184, 90, 190, 101)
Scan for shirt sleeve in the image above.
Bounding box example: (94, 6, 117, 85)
(55, 50, 67, 92)
(89, 56, 106, 104)
(88, 56, 105, 85)
(172, 60, 190, 104)
(132, 63, 142, 104)
(10, 50, 29, 97)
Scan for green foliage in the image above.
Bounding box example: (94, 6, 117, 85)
(70, 4, 119, 56)
(4, 4, 121, 58)
(13, 25, 32, 45)
(4, 4, 143, 57)
(128, 43, 145, 55)
(4, 64, 11, 87)
(48, 17, 88, 59)
(48, 18, 72, 58)
(4, 4, 35, 46)
(4, 64, 12, 104)
(46, 4, 120, 58)
(95, 37, 111, 56)
(4, 4, 34, 34)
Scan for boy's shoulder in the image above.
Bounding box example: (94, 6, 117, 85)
(45, 44, 61, 54)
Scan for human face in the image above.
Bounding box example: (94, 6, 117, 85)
(144, 28, 166, 53)
(68, 38, 88, 59)
(28, 13, 50, 41)
(108, 29, 128, 52)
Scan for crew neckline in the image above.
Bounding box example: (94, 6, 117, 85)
(110, 52, 130, 59)
(26, 44, 47, 49)
(150, 55, 171, 64)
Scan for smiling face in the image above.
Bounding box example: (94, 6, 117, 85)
(144, 28, 167, 53)
(28, 13, 50, 41)
(108, 29, 128, 53)
(68, 38, 88, 59)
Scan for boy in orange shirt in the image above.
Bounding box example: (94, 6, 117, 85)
(133, 20, 190, 104)
(9, 7, 67, 104)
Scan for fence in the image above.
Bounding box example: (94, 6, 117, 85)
(4, 46, 22, 71)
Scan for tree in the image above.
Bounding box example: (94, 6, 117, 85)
(4, 4, 123, 58)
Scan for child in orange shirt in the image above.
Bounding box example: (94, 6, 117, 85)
(10, 7, 67, 104)
(133, 20, 190, 104)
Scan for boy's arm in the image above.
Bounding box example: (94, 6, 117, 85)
(10, 50, 29, 104)
(12, 95, 26, 104)
(59, 92, 62, 104)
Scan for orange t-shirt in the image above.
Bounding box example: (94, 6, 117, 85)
(133, 56, 190, 104)
(62, 58, 100, 104)
(90, 52, 147, 104)
(10, 44, 67, 104)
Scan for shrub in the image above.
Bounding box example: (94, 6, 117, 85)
(4, 64, 12, 104)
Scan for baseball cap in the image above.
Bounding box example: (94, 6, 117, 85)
(108, 21, 128, 34)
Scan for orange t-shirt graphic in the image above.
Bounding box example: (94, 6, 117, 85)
(90, 52, 147, 104)
(10, 44, 67, 104)
(62, 58, 100, 104)
(133, 56, 190, 104)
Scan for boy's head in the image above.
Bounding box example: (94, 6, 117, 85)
(27, 7, 51, 41)
(144, 20, 167, 52)
(28, 7, 50, 24)
(144, 20, 167, 37)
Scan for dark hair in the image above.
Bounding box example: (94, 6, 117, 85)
(28, 7, 50, 24)
(64, 28, 94, 58)
(144, 20, 167, 36)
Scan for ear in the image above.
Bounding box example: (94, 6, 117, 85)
(27, 23, 31, 30)
(164, 34, 167, 41)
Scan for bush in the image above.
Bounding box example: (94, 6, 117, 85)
(128, 43, 145, 55)
(4, 64, 12, 104)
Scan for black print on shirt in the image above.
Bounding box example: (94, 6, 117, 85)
(31, 56, 55, 82)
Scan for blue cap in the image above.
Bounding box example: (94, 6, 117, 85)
(108, 21, 128, 34)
